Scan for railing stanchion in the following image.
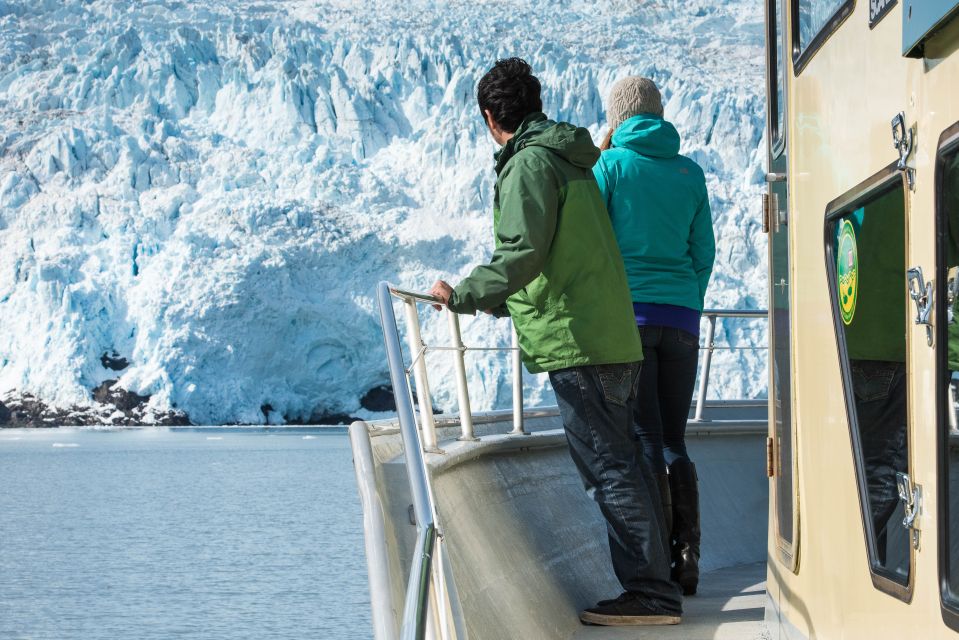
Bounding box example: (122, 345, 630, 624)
(694, 314, 718, 422)
(376, 282, 436, 640)
(447, 310, 476, 441)
(403, 297, 439, 451)
(509, 322, 527, 435)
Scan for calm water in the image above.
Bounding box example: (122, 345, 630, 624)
(0, 428, 371, 640)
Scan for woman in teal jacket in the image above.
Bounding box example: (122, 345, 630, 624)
(594, 76, 715, 596)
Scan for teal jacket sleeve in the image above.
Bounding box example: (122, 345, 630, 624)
(592, 154, 612, 211)
(448, 153, 559, 315)
(689, 190, 716, 308)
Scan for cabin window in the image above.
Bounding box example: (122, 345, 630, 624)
(826, 172, 911, 595)
(869, 0, 897, 28)
(770, 0, 786, 150)
(792, 0, 854, 73)
(938, 126, 959, 624)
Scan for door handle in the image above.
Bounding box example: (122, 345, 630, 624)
(896, 472, 922, 550)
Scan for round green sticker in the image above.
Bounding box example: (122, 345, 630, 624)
(837, 219, 858, 325)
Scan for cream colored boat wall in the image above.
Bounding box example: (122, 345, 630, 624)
(769, 1, 959, 638)
(425, 430, 766, 639)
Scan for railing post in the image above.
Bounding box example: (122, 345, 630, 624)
(447, 310, 476, 441)
(403, 297, 439, 452)
(376, 283, 438, 640)
(509, 322, 527, 435)
(694, 314, 717, 422)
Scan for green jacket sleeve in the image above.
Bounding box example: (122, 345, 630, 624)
(448, 153, 559, 315)
(689, 190, 716, 308)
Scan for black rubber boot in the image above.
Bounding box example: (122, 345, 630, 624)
(668, 458, 700, 596)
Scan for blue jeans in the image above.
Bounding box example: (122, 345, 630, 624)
(548, 362, 683, 614)
(633, 326, 701, 475)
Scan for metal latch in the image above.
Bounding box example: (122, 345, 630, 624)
(891, 112, 915, 190)
(907, 266, 934, 346)
(896, 472, 922, 550)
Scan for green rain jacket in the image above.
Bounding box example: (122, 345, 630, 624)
(593, 114, 715, 311)
(448, 113, 643, 373)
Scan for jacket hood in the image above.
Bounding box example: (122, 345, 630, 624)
(496, 112, 600, 173)
(611, 113, 681, 159)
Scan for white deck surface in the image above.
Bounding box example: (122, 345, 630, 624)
(574, 562, 769, 640)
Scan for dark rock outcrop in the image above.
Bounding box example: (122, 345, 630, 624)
(359, 384, 442, 415)
(100, 351, 130, 371)
(360, 385, 396, 412)
(92, 380, 150, 412)
(0, 385, 190, 428)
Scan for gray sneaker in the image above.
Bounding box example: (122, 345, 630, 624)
(580, 592, 681, 626)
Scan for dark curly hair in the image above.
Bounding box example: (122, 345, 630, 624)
(477, 58, 543, 134)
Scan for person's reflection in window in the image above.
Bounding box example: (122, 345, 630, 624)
(943, 152, 959, 591)
(840, 190, 908, 571)
(945, 153, 959, 421)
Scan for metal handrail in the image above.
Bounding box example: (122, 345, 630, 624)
(693, 308, 769, 422)
(378, 281, 529, 640)
(702, 308, 767, 318)
(377, 280, 769, 639)
(376, 282, 438, 639)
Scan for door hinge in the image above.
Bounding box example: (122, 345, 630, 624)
(763, 193, 781, 234)
(896, 472, 922, 550)
(766, 436, 775, 477)
(762, 194, 770, 233)
(891, 112, 916, 191)
(907, 266, 934, 346)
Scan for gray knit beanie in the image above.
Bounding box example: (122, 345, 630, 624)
(606, 76, 663, 130)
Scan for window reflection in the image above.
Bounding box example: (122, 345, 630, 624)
(832, 186, 910, 583)
(797, 0, 846, 53)
(774, 0, 785, 145)
(941, 148, 959, 601)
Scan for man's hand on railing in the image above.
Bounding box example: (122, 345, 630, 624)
(429, 280, 453, 311)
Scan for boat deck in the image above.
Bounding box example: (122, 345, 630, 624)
(353, 403, 771, 639)
(574, 562, 768, 640)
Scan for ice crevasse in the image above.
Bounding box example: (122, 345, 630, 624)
(0, 0, 768, 425)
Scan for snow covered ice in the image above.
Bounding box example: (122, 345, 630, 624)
(0, 0, 768, 425)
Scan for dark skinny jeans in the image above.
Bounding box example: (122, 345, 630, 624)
(549, 362, 683, 614)
(632, 326, 701, 475)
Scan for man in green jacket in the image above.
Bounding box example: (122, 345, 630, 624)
(429, 58, 683, 626)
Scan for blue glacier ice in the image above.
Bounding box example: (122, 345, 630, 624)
(0, 0, 768, 424)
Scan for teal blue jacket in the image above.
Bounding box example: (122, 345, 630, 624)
(593, 114, 715, 311)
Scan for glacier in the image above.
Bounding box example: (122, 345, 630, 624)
(0, 0, 768, 425)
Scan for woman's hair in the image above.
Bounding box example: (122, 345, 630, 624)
(477, 58, 543, 133)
